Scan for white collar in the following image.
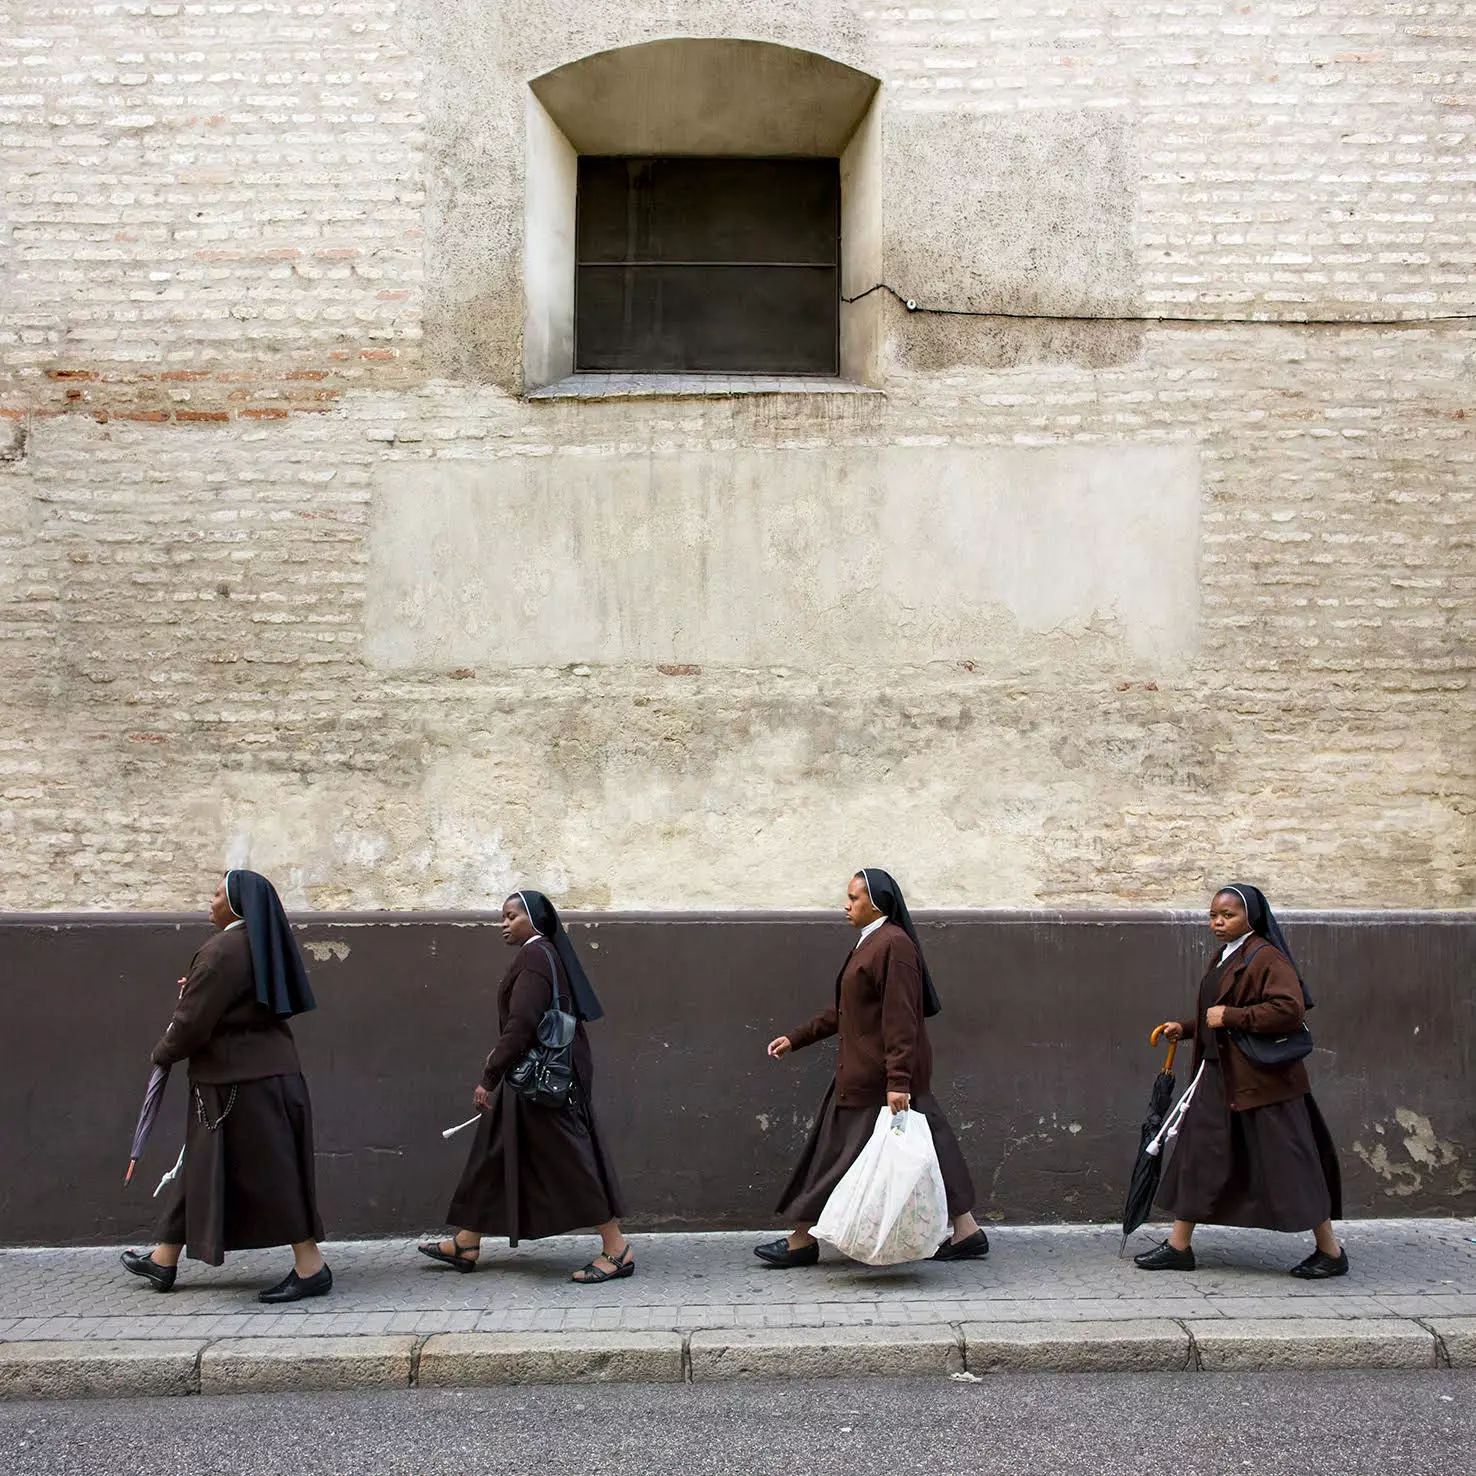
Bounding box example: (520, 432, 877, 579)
(855, 916, 888, 949)
(223, 918, 245, 932)
(521, 934, 543, 948)
(1218, 931, 1252, 962)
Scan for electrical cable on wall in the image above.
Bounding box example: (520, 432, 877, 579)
(841, 282, 1476, 327)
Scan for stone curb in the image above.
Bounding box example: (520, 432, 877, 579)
(418, 1331, 684, 1386)
(1187, 1317, 1437, 1371)
(200, 1335, 419, 1394)
(0, 1316, 1460, 1398)
(0, 1339, 206, 1400)
(964, 1319, 1192, 1373)
(1419, 1317, 1476, 1369)
(689, 1324, 963, 1381)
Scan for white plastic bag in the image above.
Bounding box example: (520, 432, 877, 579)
(813, 1107, 949, 1265)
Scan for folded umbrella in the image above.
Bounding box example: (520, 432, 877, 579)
(124, 1062, 171, 1186)
(1119, 1026, 1181, 1250)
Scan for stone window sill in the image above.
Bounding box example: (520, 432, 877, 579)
(526, 373, 881, 401)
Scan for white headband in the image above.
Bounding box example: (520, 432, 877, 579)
(515, 890, 547, 938)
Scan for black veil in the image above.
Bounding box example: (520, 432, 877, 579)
(1222, 882, 1314, 1009)
(859, 868, 941, 1017)
(225, 869, 316, 1018)
(514, 890, 604, 1022)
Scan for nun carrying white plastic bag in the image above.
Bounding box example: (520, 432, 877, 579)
(813, 1105, 949, 1265)
(756, 868, 988, 1268)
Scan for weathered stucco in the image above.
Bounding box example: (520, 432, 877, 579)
(365, 444, 1201, 669)
(0, 1, 1472, 913)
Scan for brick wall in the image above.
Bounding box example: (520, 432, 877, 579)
(0, 2, 1471, 911)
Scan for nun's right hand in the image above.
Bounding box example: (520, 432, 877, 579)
(767, 1036, 793, 1059)
(1154, 1021, 1183, 1042)
(472, 1084, 492, 1112)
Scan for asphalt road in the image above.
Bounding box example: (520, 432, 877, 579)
(3, 1373, 1472, 1475)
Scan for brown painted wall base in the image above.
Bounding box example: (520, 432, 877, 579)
(1, 910, 1472, 1246)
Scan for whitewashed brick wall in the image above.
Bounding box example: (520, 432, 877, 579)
(0, 2, 1471, 911)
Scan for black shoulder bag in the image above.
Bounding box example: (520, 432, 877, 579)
(505, 942, 579, 1109)
(1225, 942, 1314, 1068)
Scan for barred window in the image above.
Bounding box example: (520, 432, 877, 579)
(574, 157, 840, 375)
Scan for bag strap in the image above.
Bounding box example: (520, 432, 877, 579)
(533, 938, 570, 1015)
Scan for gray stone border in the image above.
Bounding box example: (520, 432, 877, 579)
(1, 1316, 1465, 1399)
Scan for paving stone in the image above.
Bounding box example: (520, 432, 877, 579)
(0, 1339, 204, 1400)
(688, 1324, 962, 1381)
(200, 1335, 417, 1394)
(417, 1331, 683, 1386)
(963, 1319, 1192, 1373)
(1189, 1317, 1437, 1371)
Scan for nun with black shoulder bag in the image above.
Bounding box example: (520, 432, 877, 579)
(418, 890, 631, 1284)
(1137, 883, 1346, 1278)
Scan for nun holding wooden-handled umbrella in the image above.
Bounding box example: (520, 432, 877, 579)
(121, 870, 331, 1303)
(1134, 883, 1346, 1278)
(758, 868, 987, 1268)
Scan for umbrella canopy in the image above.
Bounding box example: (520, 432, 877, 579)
(124, 1063, 171, 1186)
(1120, 1029, 1179, 1242)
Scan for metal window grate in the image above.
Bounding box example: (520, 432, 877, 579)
(574, 157, 840, 375)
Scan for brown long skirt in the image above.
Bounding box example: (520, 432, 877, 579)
(447, 1081, 626, 1246)
(154, 1073, 324, 1267)
(1157, 1060, 1343, 1231)
(775, 1082, 976, 1222)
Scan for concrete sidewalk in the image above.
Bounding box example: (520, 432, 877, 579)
(2, 1221, 1474, 1397)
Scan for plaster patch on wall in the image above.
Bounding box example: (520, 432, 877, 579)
(366, 443, 1201, 672)
(883, 105, 1141, 370)
(304, 940, 351, 962)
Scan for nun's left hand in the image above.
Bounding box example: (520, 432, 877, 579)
(888, 1091, 911, 1114)
(1204, 1006, 1228, 1029)
(472, 1084, 493, 1112)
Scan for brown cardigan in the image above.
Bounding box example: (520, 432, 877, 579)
(788, 922, 932, 1109)
(480, 940, 592, 1094)
(151, 925, 302, 1085)
(1178, 938, 1310, 1111)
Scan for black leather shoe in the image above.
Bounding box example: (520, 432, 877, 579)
(120, 1249, 177, 1292)
(753, 1236, 820, 1269)
(933, 1229, 990, 1261)
(1290, 1248, 1349, 1280)
(258, 1264, 333, 1303)
(1133, 1239, 1196, 1271)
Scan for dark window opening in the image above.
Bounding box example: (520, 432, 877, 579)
(575, 157, 840, 375)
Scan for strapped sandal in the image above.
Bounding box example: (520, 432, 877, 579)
(417, 1238, 480, 1273)
(571, 1243, 634, 1284)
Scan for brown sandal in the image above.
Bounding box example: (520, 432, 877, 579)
(572, 1243, 634, 1284)
(417, 1238, 480, 1273)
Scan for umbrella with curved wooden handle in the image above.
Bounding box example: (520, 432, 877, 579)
(124, 1063, 170, 1186)
(1118, 1027, 1183, 1250)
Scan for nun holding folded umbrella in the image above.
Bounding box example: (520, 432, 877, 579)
(757, 868, 988, 1268)
(1137, 883, 1346, 1278)
(121, 870, 330, 1302)
(417, 890, 632, 1284)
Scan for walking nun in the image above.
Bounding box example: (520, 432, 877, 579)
(418, 890, 632, 1283)
(121, 870, 330, 1302)
(756, 869, 987, 1267)
(1137, 884, 1346, 1277)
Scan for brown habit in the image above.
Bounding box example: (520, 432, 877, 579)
(1157, 939, 1342, 1231)
(151, 925, 323, 1265)
(776, 921, 975, 1221)
(446, 941, 625, 1244)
